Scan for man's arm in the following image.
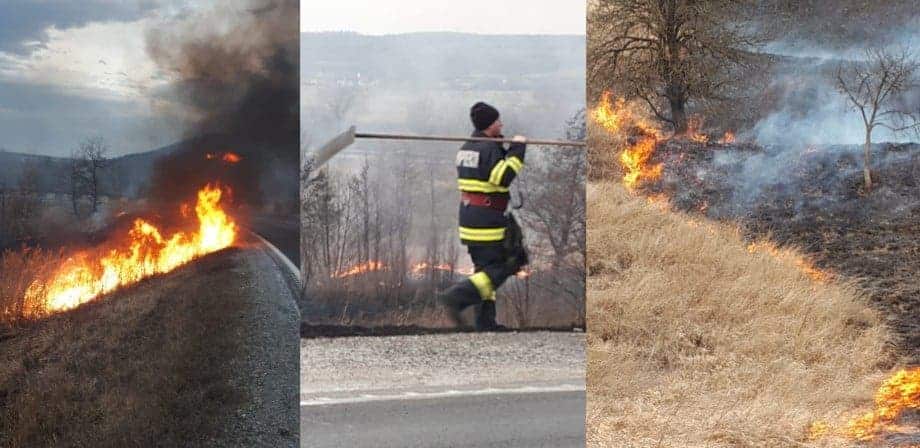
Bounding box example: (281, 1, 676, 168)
(486, 136, 526, 188)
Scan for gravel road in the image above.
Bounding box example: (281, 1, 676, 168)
(300, 331, 585, 447)
(301, 331, 584, 397)
(212, 235, 300, 447)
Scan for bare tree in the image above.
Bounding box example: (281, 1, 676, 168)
(69, 148, 87, 217)
(79, 137, 109, 213)
(835, 48, 920, 191)
(515, 112, 587, 325)
(588, 0, 765, 134)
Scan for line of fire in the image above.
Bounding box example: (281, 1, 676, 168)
(299, 122, 586, 331)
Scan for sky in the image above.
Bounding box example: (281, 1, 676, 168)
(0, 0, 585, 157)
(0, 0, 201, 157)
(301, 0, 586, 35)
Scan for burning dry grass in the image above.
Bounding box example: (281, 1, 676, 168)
(586, 181, 893, 447)
(0, 248, 64, 324)
(0, 249, 250, 447)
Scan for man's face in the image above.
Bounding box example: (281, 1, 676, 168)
(484, 118, 503, 137)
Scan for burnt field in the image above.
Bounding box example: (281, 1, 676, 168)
(641, 140, 920, 363)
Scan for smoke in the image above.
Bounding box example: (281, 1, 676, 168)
(144, 0, 298, 213)
(694, 10, 920, 213)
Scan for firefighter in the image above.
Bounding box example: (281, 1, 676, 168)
(439, 102, 528, 331)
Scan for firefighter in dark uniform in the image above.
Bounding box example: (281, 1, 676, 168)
(439, 102, 528, 331)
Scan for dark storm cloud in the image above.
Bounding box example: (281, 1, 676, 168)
(0, 1, 157, 55)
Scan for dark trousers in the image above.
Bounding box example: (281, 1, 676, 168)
(465, 213, 528, 298)
(468, 245, 519, 295)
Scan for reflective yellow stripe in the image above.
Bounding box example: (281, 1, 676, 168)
(487, 160, 504, 184)
(491, 161, 512, 184)
(469, 271, 494, 300)
(457, 178, 509, 193)
(505, 156, 523, 173)
(459, 226, 506, 241)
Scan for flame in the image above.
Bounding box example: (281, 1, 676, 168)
(718, 131, 736, 144)
(846, 367, 920, 441)
(222, 152, 242, 163)
(409, 262, 477, 277)
(746, 242, 830, 283)
(807, 367, 920, 442)
(687, 116, 709, 143)
(332, 261, 481, 279)
(24, 184, 237, 314)
(410, 262, 455, 274)
(332, 260, 386, 278)
(515, 269, 531, 279)
(205, 152, 242, 163)
(591, 92, 663, 189)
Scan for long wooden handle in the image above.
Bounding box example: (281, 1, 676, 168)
(354, 132, 586, 147)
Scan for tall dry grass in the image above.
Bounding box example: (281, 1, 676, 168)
(0, 248, 65, 323)
(587, 182, 892, 447)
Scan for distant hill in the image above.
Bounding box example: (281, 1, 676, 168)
(0, 141, 184, 198)
(301, 32, 585, 91)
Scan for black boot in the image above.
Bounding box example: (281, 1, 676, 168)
(438, 280, 482, 327)
(475, 301, 506, 331)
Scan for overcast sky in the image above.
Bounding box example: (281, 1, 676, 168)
(0, 0, 585, 157)
(0, 1, 202, 157)
(301, 0, 586, 35)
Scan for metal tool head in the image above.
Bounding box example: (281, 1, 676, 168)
(303, 126, 356, 180)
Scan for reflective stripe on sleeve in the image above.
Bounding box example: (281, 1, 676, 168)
(488, 160, 507, 184)
(505, 156, 523, 173)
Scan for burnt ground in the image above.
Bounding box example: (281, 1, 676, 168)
(639, 140, 920, 364)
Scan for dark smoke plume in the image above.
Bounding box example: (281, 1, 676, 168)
(144, 0, 299, 214)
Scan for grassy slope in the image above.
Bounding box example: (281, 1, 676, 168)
(586, 182, 892, 447)
(0, 249, 250, 447)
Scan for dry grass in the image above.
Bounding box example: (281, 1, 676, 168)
(0, 249, 249, 447)
(0, 248, 66, 323)
(586, 182, 893, 447)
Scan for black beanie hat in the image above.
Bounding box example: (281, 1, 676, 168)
(470, 102, 500, 131)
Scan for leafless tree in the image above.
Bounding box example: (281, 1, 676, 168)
(588, 0, 765, 134)
(80, 137, 108, 213)
(515, 111, 587, 325)
(69, 148, 86, 217)
(835, 47, 920, 191)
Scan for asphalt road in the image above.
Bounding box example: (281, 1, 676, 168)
(249, 214, 299, 266)
(301, 389, 585, 448)
(211, 235, 301, 447)
(300, 332, 585, 447)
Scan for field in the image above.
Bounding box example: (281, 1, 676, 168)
(586, 181, 892, 447)
(0, 246, 298, 447)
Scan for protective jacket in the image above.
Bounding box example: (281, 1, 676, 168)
(455, 130, 526, 245)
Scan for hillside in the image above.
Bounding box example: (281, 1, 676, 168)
(301, 32, 585, 90)
(586, 182, 891, 447)
(0, 243, 299, 447)
(0, 141, 183, 198)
